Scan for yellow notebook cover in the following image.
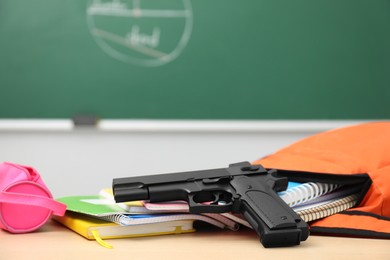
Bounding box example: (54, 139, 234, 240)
(54, 212, 195, 248)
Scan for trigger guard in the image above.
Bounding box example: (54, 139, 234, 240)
(187, 194, 233, 214)
(188, 193, 200, 207)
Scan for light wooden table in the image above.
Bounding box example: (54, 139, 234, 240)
(2, 220, 389, 260)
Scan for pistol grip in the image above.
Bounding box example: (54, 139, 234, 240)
(231, 176, 309, 247)
(241, 193, 307, 247)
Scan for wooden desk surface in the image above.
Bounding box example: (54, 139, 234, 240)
(2, 220, 389, 260)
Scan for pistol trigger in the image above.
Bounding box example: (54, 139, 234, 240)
(211, 192, 221, 205)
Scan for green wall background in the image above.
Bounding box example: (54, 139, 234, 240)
(1, 0, 389, 119)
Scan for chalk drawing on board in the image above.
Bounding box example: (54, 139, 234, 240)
(87, 0, 193, 67)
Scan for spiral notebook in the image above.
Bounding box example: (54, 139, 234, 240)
(55, 195, 239, 248)
(55, 195, 238, 230)
(278, 182, 360, 222)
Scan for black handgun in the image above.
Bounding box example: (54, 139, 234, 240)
(113, 162, 309, 247)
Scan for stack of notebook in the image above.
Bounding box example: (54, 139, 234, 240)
(54, 194, 238, 248)
(54, 181, 360, 248)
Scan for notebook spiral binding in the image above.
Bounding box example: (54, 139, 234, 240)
(99, 214, 129, 225)
(296, 194, 359, 222)
(281, 182, 341, 207)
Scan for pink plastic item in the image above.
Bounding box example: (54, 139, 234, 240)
(0, 162, 66, 233)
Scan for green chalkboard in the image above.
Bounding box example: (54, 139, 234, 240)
(1, 0, 389, 119)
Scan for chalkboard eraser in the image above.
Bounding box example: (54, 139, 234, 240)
(72, 114, 99, 127)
